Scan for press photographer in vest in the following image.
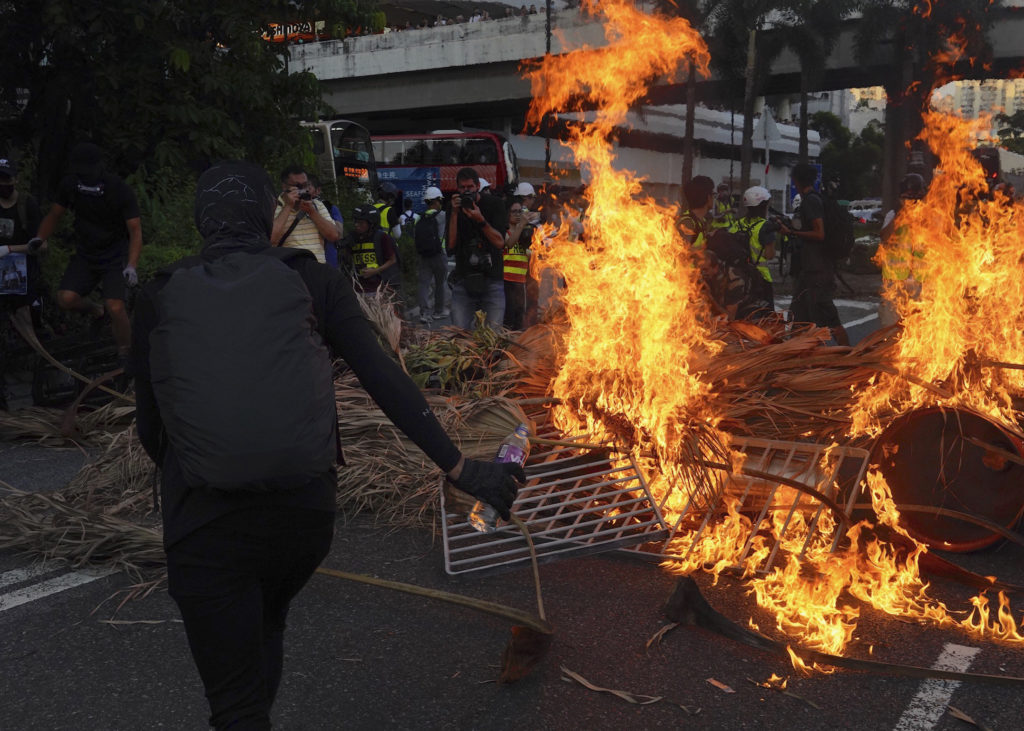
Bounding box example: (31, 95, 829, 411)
(447, 167, 507, 331)
(271, 164, 339, 263)
(342, 204, 399, 296)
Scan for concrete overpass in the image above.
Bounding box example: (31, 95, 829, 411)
(290, 6, 1024, 131)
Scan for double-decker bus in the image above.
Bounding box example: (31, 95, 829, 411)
(371, 130, 520, 211)
(303, 119, 378, 190)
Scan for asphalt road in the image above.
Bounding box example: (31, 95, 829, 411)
(4, 286, 1024, 730)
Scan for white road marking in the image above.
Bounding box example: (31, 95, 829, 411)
(0, 568, 113, 612)
(842, 312, 879, 329)
(0, 565, 54, 590)
(893, 643, 981, 731)
(833, 298, 878, 311)
(774, 296, 879, 330)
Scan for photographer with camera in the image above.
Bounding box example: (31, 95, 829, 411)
(447, 167, 507, 331)
(271, 165, 340, 264)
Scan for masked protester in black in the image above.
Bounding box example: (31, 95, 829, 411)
(131, 161, 524, 730)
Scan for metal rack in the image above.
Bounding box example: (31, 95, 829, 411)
(440, 431, 669, 576)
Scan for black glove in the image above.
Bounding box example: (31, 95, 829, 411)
(452, 458, 526, 520)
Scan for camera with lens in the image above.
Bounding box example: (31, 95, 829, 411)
(768, 207, 792, 229)
(459, 192, 475, 209)
(467, 249, 493, 271)
(298, 190, 313, 201)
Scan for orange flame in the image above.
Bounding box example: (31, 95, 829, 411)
(524, 0, 1024, 665)
(524, 0, 720, 488)
(854, 110, 1024, 433)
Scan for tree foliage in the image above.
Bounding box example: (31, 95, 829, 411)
(0, 0, 378, 200)
(996, 111, 1024, 156)
(810, 113, 884, 200)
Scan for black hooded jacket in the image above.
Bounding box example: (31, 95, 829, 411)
(132, 162, 462, 548)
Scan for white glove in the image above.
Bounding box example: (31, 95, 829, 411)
(123, 265, 138, 287)
(0, 245, 9, 257)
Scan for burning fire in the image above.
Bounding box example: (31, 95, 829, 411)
(523, 0, 1024, 663)
(853, 110, 1024, 433)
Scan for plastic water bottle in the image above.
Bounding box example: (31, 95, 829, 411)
(467, 422, 531, 533)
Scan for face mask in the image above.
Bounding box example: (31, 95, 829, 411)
(0, 185, 14, 199)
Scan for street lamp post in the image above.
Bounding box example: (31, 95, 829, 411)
(544, 0, 552, 177)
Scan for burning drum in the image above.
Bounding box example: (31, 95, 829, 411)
(869, 407, 1024, 552)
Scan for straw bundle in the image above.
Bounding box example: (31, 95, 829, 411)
(0, 489, 164, 579)
(505, 318, 902, 446)
(0, 402, 136, 446)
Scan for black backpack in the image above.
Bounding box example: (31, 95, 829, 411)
(414, 209, 443, 256)
(706, 225, 753, 269)
(706, 225, 773, 305)
(149, 248, 337, 491)
(811, 192, 855, 261)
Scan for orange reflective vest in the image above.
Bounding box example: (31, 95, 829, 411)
(504, 236, 530, 283)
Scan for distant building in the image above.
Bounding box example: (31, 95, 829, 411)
(772, 87, 885, 137)
(933, 79, 1024, 121)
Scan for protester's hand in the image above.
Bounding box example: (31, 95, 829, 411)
(358, 267, 377, 279)
(123, 265, 138, 287)
(0, 245, 9, 258)
(450, 458, 525, 520)
(26, 238, 43, 255)
(298, 198, 316, 215)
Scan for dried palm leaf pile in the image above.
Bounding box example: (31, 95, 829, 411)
(0, 304, 911, 579)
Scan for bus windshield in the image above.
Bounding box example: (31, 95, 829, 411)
(304, 119, 378, 191)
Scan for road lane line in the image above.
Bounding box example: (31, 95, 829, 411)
(0, 565, 54, 590)
(843, 312, 879, 329)
(893, 643, 981, 731)
(0, 568, 113, 612)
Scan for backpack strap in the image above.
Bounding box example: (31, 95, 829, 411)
(277, 210, 307, 246)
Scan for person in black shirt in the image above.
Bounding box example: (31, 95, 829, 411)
(36, 143, 142, 366)
(447, 167, 508, 330)
(0, 157, 44, 409)
(781, 163, 850, 345)
(131, 161, 524, 730)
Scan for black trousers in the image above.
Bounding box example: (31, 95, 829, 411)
(503, 279, 526, 331)
(166, 507, 334, 730)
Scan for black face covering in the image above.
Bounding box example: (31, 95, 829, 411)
(69, 142, 104, 185)
(0, 185, 13, 199)
(193, 161, 278, 258)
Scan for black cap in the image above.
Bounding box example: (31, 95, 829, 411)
(70, 142, 103, 177)
(0, 158, 16, 177)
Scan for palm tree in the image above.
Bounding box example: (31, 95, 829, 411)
(855, 0, 995, 209)
(775, 1, 857, 163)
(706, 0, 784, 191)
(654, 1, 712, 189)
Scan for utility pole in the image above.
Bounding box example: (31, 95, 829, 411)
(544, 0, 553, 177)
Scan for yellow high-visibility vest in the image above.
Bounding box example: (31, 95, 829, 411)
(730, 216, 772, 283)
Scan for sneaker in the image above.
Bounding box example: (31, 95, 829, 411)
(433, 310, 450, 320)
(418, 315, 431, 325)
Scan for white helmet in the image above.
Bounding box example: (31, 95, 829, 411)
(742, 186, 771, 208)
(479, 178, 491, 191)
(423, 186, 443, 201)
(792, 193, 802, 209)
(514, 181, 536, 197)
